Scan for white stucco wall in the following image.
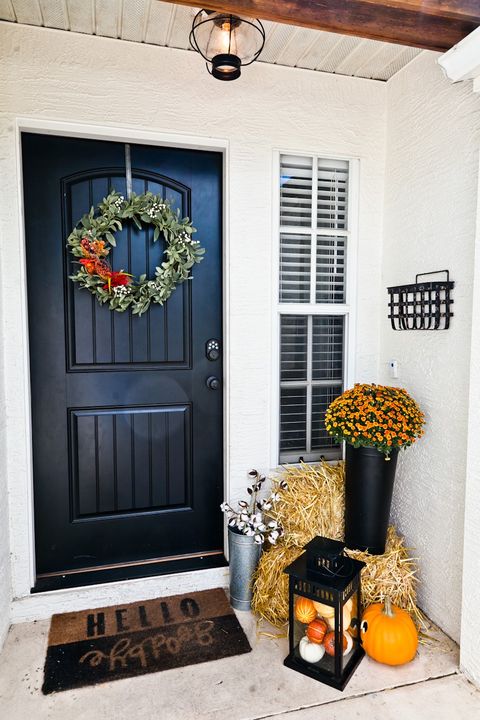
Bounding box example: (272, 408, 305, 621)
(380, 51, 480, 643)
(0, 22, 386, 624)
(461, 151, 480, 685)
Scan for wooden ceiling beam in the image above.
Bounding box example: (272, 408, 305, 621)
(169, 1, 480, 51)
(360, 1, 480, 24)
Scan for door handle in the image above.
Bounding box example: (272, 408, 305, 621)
(206, 376, 221, 390)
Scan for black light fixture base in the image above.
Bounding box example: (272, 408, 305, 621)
(211, 54, 241, 80)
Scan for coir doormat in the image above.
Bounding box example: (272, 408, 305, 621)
(42, 587, 251, 694)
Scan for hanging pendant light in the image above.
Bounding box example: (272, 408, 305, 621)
(189, 10, 265, 81)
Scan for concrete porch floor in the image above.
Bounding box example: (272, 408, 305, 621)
(0, 609, 479, 719)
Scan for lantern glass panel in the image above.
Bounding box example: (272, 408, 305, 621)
(193, 13, 262, 64)
(292, 587, 360, 678)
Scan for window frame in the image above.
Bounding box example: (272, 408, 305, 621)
(271, 149, 359, 467)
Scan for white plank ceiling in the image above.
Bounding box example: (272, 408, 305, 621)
(0, 0, 423, 81)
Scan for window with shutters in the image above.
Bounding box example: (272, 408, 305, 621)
(277, 153, 355, 463)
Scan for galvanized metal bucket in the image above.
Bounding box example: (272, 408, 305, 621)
(228, 527, 262, 611)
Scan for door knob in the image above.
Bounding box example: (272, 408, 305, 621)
(206, 376, 221, 390)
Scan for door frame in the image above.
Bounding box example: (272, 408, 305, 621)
(12, 117, 230, 611)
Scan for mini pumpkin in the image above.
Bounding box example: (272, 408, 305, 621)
(298, 636, 325, 663)
(306, 618, 328, 644)
(323, 631, 348, 657)
(343, 631, 353, 656)
(361, 597, 418, 666)
(328, 606, 352, 632)
(312, 601, 335, 618)
(295, 597, 317, 624)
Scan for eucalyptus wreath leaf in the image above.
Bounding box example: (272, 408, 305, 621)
(67, 190, 204, 316)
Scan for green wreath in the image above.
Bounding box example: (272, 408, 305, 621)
(67, 190, 204, 316)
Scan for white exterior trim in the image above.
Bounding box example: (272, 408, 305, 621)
(12, 117, 230, 607)
(16, 117, 230, 152)
(438, 27, 480, 84)
(270, 150, 359, 468)
(438, 29, 480, 685)
(460, 149, 480, 686)
(11, 567, 229, 624)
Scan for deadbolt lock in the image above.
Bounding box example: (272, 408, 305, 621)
(206, 376, 221, 390)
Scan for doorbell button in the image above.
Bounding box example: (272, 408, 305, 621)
(206, 339, 221, 361)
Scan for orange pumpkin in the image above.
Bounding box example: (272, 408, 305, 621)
(361, 597, 418, 666)
(323, 631, 347, 657)
(294, 597, 317, 625)
(306, 618, 328, 644)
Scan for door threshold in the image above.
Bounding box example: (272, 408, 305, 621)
(33, 552, 228, 593)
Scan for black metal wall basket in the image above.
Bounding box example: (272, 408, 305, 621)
(387, 270, 454, 331)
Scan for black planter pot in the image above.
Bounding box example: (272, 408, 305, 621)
(344, 445, 399, 555)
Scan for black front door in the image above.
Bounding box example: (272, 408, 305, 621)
(22, 133, 224, 591)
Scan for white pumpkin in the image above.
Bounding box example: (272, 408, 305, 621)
(345, 598, 353, 613)
(343, 631, 353, 656)
(312, 601, 335, 618)
(299, 636, 326, 663)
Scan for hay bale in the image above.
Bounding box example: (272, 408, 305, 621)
(252, 462, 426, 630)
(251, 544, 302, 629)
(346, 526, 425, 628)
(270, 461, 344, 546)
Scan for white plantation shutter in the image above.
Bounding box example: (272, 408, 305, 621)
(280, 386, 307, 456)
(316, 235, 346, 303)
(279, 315, 344, 461)
(280, 155, 312, 227)
(317, 158, 349, 230)
(280, 315, 308, 382)
(311, 385, 343, 451)
(312, 316, 344, 381)
(278, 153, 351, 463)
(279, 156, 348, 306)
(279, 233, 311, 303)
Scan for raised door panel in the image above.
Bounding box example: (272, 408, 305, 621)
(71, 405, 192, 519)
(65, 171, 191, 370)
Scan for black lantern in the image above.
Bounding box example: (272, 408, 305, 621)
(284, 536, 365, 691)
(189, 10, 265, 81)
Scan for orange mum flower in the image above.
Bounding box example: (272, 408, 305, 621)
(324, 383, 425, 457)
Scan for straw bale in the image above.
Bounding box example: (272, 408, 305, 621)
(252, 462, 426, 630)
(251, 544, 302, 629)
(270, 462, 344, 546)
